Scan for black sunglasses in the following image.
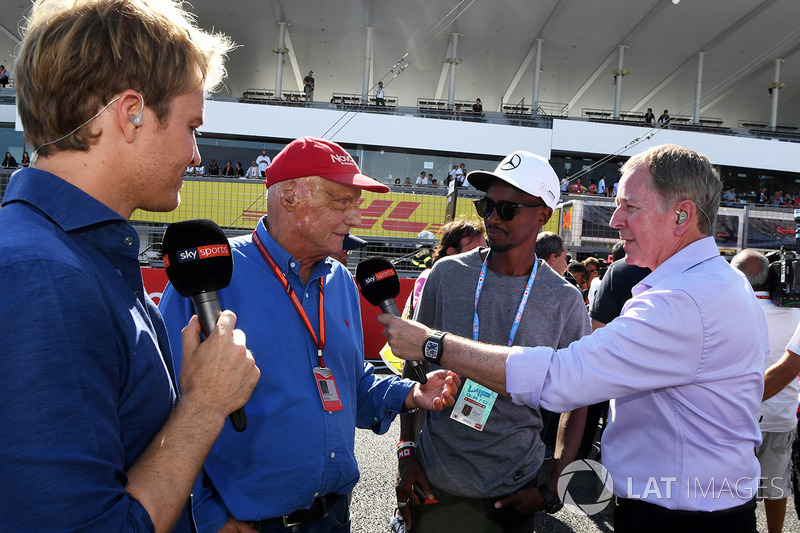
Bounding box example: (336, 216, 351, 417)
(473, 198, 547, 221)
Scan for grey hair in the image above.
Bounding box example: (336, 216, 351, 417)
(620, 144, 722, 234)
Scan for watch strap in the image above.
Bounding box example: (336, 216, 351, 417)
(537, 484, 562, 514)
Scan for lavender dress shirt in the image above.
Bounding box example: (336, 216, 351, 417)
(507, 237, 769, 511)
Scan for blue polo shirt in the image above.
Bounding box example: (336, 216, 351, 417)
(0, 168, 189, 532)
(159, 219, 413, 532)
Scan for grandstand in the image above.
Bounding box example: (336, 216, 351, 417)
(0, 0, 799, 271)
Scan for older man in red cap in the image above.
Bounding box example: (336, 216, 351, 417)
(159, 136, 459, 533)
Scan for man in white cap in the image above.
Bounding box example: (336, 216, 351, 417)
(159, 136, 459, 533)
(395, 151, 589, 532)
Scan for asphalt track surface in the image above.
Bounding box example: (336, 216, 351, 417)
(350, 397, 800, 532)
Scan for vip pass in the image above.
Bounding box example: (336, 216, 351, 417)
(451, 251, 537, 432)
(396, 440, 417, 460)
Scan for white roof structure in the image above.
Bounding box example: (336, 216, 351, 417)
(1, 0, 799, 127)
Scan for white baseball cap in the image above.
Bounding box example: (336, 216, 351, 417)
(467, 151, 560, 209)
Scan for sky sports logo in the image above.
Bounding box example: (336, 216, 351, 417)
(163, 244, 229, 268)
(361, 268, 395, 286)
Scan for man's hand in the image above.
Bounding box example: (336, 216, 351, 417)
(405, 370, 461, 411)
(179, 311, 260, 423)
(493, 487, 545, 515)
(217, 517, 259, 533)
(378, 314, 432, 362)
(396, 457, 434, 530)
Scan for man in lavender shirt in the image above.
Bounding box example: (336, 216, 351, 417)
(379, 144, 769, 533)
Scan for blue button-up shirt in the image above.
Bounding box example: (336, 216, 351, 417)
(0, 168, 186, 532)
(159, 219, 413, 531)
(507, 237, 769, 511)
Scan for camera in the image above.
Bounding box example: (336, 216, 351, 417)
(767, 248, 800, 307)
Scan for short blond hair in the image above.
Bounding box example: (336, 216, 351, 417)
(620, 144, 721, 234)
(17, 0, 234, 156)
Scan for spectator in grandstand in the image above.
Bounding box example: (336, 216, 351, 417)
(222, 160, 235, 177)
(0, 1, 259, 531)
(303, 70, 315, 102)
(429, 178, 439, 188)
(375, 81, 386, 106)
(206, 159, 221, 176)
(20, 151, 30, 167)
(644, 107, 655, 125)
(245, 160, 259, 178)
(235, 161, 245, 177)
(415, 171, 428, 187)
(448, 164, 459, 185)
(380, 143, 768, 532)
(2, 151, 17, 168)
(0, 65, 8, 88)
(588, 178, 598, 194)
(760, 186, 769, 204)
(658, 109, 671, 125)
(472, 97, 483, 114)
(731, 249, 800, 533)
(458, 163, 468, 185)
(722, 186, 737, 203)
(771, 190, 785, 206)
(536, 231, 569, 276)
(569, 176, 586, 194)
(404, 177, 412, 187)
(256, 149, 270, 177)
(159, 136, 459, 533)
(598, 174, 606, 196)
(561, 175, 569, 192)
(394, 178, 401, 186)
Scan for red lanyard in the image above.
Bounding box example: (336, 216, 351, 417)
(252, 230, 327, 368)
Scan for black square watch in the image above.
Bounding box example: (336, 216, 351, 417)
(422, 330, 447, 365)
(537, 484, 563, 514)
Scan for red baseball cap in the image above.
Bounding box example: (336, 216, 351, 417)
(265, 137, 389, 193)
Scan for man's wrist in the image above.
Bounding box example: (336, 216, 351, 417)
(396, 440, 417, 460)
(537, 483, 563, 514)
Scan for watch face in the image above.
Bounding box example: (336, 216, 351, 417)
(424, 340, 439, 360)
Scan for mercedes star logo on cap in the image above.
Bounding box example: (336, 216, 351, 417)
(500, 153, 522, 171)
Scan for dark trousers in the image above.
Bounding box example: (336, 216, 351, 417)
(614, 497, 756, 533)
(248, 494, 350, 532)
(409, 485, 536, 533)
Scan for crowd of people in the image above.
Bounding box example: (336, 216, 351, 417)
(2, 150, 30, 168)
(3, 2, 800, 533)
(386, 162, 472, 191)
(182, 149, 271, 179)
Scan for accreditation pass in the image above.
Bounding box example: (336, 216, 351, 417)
(450, 378, 497, 431)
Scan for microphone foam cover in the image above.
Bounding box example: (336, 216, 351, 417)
(355, 257, 400, 305)
(161, 219, 233, 297)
